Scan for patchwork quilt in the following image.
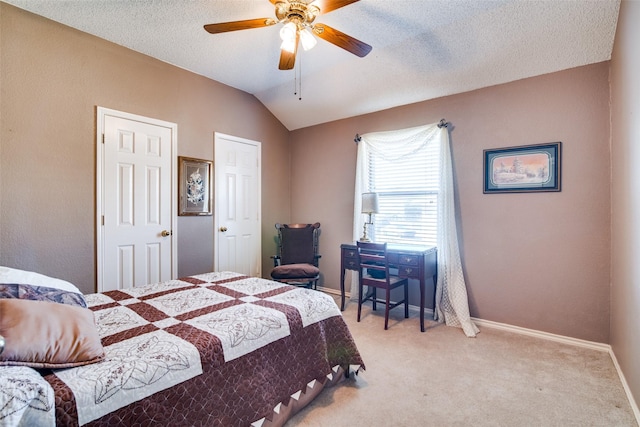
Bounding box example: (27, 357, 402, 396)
(0, 272, 364, 426)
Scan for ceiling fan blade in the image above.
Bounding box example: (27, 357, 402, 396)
(315, 0, 360, 14)
(204, 18, 275, 34)
(312, 24, 372, 57)
(279, 32, 299, 70)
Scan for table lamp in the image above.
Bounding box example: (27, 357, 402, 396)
(360, 192, 379, 242)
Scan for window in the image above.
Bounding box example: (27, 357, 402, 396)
(368, 139, 440, 246)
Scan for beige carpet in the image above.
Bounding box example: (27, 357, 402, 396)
(286, 299, 637, 426)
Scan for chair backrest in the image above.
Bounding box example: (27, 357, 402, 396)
(356, 241, 389, 281)
(276, 223, 320, 265)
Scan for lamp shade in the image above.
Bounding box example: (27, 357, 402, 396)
(279, 22, 297, 42)
(299, 28, 317, 51)
(361, 192, 379, 214)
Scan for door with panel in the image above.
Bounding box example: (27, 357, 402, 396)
(214, 133, 261, 277)
(97, 107, 177, 292)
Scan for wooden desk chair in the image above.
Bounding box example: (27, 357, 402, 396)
(270, 223, 321, 289)
(357, 241, 409, 330)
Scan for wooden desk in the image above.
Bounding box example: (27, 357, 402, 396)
(340, 242, 437, 332)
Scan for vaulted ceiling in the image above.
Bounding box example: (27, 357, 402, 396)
(3, 0, 620, 130)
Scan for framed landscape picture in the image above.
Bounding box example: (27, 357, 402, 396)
(179, 156, 213, 215)
(483, 142, 561, 193)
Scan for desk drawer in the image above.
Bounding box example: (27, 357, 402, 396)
(398, 254, 420, 267)
(342, 248, 359, 270)
(394, 254, 422, 279)
(388, 253, 420, 266)
(398, 265, 420, 279)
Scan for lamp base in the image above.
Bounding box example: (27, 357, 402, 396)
(360, 222, 372, 242)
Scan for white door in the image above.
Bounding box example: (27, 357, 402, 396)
(97, 107, 177, 292)
(214, 133, 261, 277)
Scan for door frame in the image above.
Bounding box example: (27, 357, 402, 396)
(96, 106, 178, 291)
(213, 132, 262, 275)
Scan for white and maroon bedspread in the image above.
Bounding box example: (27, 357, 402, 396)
(0, 272, 364, 426)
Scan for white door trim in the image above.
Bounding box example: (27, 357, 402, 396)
(213, 132, 262, 275)
(96, 106, 178, 291)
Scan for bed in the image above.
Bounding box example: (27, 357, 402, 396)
(0, 267, 365, 426)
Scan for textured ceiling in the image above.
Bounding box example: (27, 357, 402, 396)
(3, 0, 620, 130)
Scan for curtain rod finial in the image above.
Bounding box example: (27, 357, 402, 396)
(437, 119, 449, 128)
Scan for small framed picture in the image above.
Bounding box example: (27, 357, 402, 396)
(178, 156, 213, 215)
(483, 142, 561, 193)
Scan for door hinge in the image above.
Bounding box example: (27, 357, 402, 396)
(101, 215, 104, 226)
(102, 134, 105, 144)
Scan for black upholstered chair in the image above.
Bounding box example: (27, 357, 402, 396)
(357, 241, 409, 330)
(270, 223, 321, 289)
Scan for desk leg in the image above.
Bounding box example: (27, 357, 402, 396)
(420, 278, 425, 333)
(340, 267, 346, 311)
(432, 273, 438, 320)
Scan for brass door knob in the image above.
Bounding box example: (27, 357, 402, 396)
(219, 226, 228, 232)
(161, 230, 172, 237)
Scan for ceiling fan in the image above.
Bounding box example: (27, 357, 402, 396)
(204, 0, 372, 70)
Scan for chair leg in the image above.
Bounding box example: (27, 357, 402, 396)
(372, 287, 377, 311)
(404, 283, 409, 318)
(384, 288, 391, 330)
(357, 281, 363, 322)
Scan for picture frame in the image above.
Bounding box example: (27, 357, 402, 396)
(483, 142, 561, 193)
(178, 156, 213, 215)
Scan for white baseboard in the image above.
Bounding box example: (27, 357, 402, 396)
(471, 317, 610, 352)
(319, 286, 343, 298)
(607, 346, 640, 423)
(319, 286, 639, 423)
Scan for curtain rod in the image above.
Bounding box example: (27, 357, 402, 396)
(354, 118, 450, 144)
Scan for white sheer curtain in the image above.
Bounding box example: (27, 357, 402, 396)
(352, 122, 478, 337)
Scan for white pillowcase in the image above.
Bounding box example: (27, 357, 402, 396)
(0, 266, 82, 294)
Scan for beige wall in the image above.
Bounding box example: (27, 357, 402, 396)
(0, 4, 291, 293)
(610, 0, 640, 409)
(291, 62, 612, 344)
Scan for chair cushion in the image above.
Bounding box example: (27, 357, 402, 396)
(271, 263, 320, 280)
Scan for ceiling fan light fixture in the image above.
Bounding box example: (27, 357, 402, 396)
(279, 21, 297, 42)
(280, 38, 297, 53)
(299, 27, 317, 51)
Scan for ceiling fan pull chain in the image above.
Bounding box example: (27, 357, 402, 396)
(293, 51, 302, 101)
(298, 53, 302, 101)
(294, 64, 298, 98)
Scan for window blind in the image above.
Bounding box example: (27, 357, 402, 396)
(368, 139, 440, 246)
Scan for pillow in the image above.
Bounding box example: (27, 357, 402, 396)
(0, 266, 82, 294)
(0, 299, 104, 368)
(0, 283, 87, 308)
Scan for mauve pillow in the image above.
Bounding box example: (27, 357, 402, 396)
(0, 283, 87, 308)
(0, 299, 104, 368)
